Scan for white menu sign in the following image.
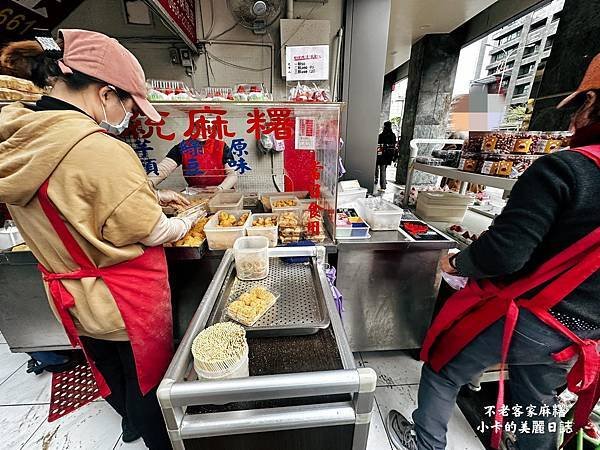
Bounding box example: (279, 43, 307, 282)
(286, 45, 329, 81)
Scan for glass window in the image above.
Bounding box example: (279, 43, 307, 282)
(529, 19, 547, 33)
(514, 84, 528, 96)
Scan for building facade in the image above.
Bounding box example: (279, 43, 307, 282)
(479, 0, 564, 106)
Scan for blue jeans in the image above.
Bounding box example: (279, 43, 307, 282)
(413, 309, 600, 450)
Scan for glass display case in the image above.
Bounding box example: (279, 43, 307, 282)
(124, 101, 342, 240)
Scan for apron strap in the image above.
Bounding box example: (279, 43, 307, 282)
(571, 145, 600, 166)
(38, 179, 96, 270)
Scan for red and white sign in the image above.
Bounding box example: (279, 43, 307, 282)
(147, 0, 196, 48)
(295, 117, 316, 150)
(286, 45, 329, 81)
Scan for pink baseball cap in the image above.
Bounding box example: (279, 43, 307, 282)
(57, 29, 160, 122)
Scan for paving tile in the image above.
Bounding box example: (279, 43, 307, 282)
(0, 343, 29, 385)
(112, 435, 148, 449)
(26, 401, 121, 450)
(0, 366, 51, 405)
(367, 398, 392, 450)
(0, 331, 6, 344)
(0, 404, 46, 449)
(361, 351, 423, 386)
(375, 385, 484, 450)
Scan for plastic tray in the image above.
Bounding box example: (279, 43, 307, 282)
(261, 191, 309, 211)
(416, 192, 473, 222)
(247, 214, 279, 247)
(226, 291, 280, 327)
(356, 198, 404, 231)
(270, 196, 301, 216)
(208, 193, 244, 213)
(204, 210, 251, 250)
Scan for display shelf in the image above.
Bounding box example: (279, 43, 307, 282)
(412, 163, 518, 191)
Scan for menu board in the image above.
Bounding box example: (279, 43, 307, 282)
(286, 45, 329, 81)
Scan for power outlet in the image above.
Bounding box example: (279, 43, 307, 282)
(169, 48, 181, 65)
(180, 49, 193, 68)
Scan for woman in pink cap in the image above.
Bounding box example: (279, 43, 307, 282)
(0, 30, 196, 449)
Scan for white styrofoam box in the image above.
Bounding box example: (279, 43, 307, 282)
(416, 192, 473, 223)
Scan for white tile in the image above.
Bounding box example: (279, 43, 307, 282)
(0, 331, 6, 344)
(367, 398, 392, 450)
(0, 404, 47, 448)
(376, 385, 484, 450)
(112, 436, 148, 449)
(0, 366, 51, 405)
(26, 401, 122, 450)
(0, 343, 29, 385)
(361, 351, 423, 386)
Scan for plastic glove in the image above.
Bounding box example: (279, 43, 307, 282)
(177, 208, 205, 230)
(157, 190, 190, 208)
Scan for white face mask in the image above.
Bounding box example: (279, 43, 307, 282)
(99, 87, 132, 135)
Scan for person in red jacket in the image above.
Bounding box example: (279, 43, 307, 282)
(387, 55, 600, 450)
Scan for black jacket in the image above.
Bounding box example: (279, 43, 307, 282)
(455, 127, 600, 332)
(378, 131, 396, 165)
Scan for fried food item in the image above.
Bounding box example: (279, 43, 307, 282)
(273, 199, 297, 208)
(227, 286, 277, 326)
(252, 216, 278, 227)
(278, 212, 300, 228)
(11, 243, 30, 252)
(174, 198, 208, 214)
(217, 212, 249, 227)
(168, 216, 208, 247)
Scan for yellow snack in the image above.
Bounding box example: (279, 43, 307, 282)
(168, 216, 208, 247)
(227, 286, 277, 326)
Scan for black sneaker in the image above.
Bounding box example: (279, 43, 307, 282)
(387, 410, 418, 450)
(121, 417, 141, 443)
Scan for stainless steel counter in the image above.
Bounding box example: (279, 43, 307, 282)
(335, 230, 455, 352)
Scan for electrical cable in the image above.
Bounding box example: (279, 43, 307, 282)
(206, 49, 271, 72)
(208, 21, 241, 41)
(205, 0, 216, 39)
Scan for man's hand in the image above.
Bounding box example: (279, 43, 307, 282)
(440, 254, 459, 274)
(158, 190, 191, 208)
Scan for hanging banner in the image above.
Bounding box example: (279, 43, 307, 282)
(145, 0, 197, 49)
(286, 45, 329, 81)
(0, 0, 84, 41)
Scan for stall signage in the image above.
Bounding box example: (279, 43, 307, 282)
(146, 0, 196, 48)
(295, 117, 316, 150)
(285, 45, 329, 81)
(0, 0, 84, 40)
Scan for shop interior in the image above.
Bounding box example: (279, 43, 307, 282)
(0, 0, 598, 449)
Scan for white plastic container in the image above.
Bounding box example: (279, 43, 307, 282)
(261, 191, 309, 211)
(204, 210, 251, 250)
(208, 192, 244, 213)
(416, 192, 473, 223)
(247, 214, 278, 247)
(337, 180, 367, 207)
(194, 346, 249, 380)
(233, 236, 269, 281)
(270, 196, 301, 216)
(357, 198, 404, 231)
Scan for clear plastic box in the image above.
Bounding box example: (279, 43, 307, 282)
(247, 214, 279, 247)
(337, 180, 367, 207)
(261, 191, 309, 211)
(204, 210, 251, 250)
(416, 192, 473, 223)
(357, 198, 404, 231)
(270, 196, 301, 216)
(208, 193, 244, 213)
(233, 236, 269, 281)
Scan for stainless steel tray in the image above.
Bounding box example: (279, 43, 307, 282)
(207, 257, 330, 336)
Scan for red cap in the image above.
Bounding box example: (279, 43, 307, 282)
(57, 29, 160, 122)
(558, 53, 600, 109)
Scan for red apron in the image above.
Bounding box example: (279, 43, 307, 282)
(181, 138, 227, 188)
(421, 146, 600, 448)
(36, 178, 173, 397)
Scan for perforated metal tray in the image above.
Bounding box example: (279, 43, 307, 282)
(207, 257, 330, 336)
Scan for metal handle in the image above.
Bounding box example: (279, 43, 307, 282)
(168, 369, 361, 407)
(180, 402, 356, 438)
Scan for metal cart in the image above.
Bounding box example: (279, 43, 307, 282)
(158, 246, 377, 450)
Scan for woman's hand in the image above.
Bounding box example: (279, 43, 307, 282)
(157, 190, 190, 208)
(440, 254, 459, 274)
